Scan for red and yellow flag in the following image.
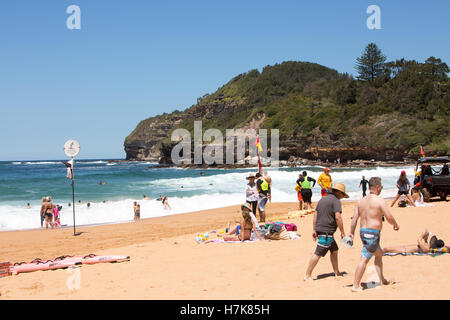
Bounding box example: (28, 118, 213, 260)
(255, 136, 263, 153)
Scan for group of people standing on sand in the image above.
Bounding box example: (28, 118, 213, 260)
(245, 171, 272, 223)
(40, 196, 61, 229)
(296, 167, 333, 210)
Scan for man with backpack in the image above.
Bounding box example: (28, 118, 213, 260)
(298, 170, 316, 210)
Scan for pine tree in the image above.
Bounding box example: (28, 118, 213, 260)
(355, 43, 387, 81)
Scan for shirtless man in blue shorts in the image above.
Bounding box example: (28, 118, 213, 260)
(349, 177, 400, 292)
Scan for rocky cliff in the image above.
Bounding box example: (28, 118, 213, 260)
(124, 60, 449, 164)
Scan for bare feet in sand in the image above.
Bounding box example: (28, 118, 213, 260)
(335, 271, 346, 278)
(381, 278, 391, 286)
(303, 276, 313, 282)
(351, 286, 363, 292)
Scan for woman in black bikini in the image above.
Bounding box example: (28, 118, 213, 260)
(223, 204, 262, 241)
(383, 230, 445, 254)
(44, 197, 55, 229)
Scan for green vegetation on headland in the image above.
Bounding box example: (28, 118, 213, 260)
(124, 43, 449, 163)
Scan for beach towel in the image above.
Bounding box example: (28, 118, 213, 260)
(383, 251, 447, 257)
(203, 239, 259, 244)
(431, 246, 450, 254)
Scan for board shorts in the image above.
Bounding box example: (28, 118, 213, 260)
(321, 189, 330, 197)
(360, 228, 381, 259)
(41, 213, 45, 222)
(301, 188, 312, 203)
(398, 190, 408, 195)
(297, 192, 303, 202)
(258, 197, 268, 211)
(314, 232, 338, 257)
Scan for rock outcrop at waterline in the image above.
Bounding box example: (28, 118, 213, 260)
(124, 60, 449, 164)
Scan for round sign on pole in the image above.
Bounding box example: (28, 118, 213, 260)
(64, 139, 80, 158)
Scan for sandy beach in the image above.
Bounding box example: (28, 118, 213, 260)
(0, 199, 449, 300)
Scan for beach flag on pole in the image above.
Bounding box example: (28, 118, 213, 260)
(420, 146, 425, 158)
(63, 139, 80, 236)
(62, 159, 74, 179)
(254, 136, 263, 174)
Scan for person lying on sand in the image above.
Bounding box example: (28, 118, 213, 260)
(383, 230, 445, 254)
(222, 203, 262, 242)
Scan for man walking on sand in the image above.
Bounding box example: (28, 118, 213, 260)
(359, 176, 369, 197)
(304, 182, 348, 281)
(349, 177, 400, 292)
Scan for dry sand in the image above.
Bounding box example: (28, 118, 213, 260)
(0, 200, 449, 300)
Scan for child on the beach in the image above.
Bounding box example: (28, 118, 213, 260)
(134, 202, 141, 221)
(52, 205, 61, 228)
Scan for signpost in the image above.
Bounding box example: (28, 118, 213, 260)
(63, 140, 80, 236)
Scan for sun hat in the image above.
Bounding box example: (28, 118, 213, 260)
(241, 203, 252, 211)
(246, 172, 256, 179)
(331, 182, 349, 198)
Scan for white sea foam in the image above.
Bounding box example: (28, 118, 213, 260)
(0, 165, 414, 231)
(24, 161, 59, 165)
(78, 160, 108, 164)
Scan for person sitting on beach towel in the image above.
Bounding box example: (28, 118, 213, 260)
(222, 203, 262, 242)
(383, 230, 445, 254)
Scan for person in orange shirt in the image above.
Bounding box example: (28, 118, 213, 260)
(318, 167, 332, 197)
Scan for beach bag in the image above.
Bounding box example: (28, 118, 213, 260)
(284, 223, 297, 232)
(269, 223, 283, 234)
(252, 226, 268, 239)
(267, 226, 290, 240)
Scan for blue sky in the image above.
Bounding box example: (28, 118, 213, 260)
(1, 0, 449, 160)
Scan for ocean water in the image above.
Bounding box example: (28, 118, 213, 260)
(0, 160, 416, 231)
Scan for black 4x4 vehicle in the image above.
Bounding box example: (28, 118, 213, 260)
(415, 156, 450, 202)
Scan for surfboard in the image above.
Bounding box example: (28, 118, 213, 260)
(80, 254, 130, 264)
(10, 255, 130, 274)
(10, 259, 81, 274)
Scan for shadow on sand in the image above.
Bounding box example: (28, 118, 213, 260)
(315, 271, 348, 280)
